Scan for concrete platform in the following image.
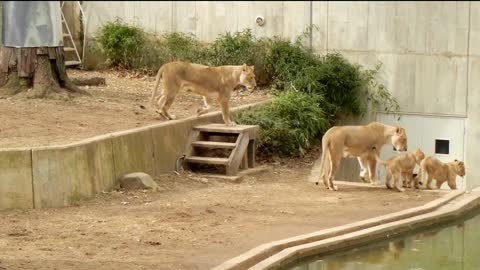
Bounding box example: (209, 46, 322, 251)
(212, 187, 478, 270)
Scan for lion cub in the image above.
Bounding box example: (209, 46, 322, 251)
(419, 156, 465, 190)
(372, 147, 425, 192)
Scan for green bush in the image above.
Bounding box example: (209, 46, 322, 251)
(96, 18, 145, 69)
(208, 29, 272, 86)
(137, 32, 210, 71)
(95, 20, 400, 157)
(264, 39, 398, 116)
(236, 90, 330, 156)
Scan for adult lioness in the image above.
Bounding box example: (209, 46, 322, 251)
(149, 61, 256, 126)
(316, 122, 408, 191)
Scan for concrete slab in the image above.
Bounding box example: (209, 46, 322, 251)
(212, 190, 463, 270)
(32, 138, 115, 208)
(111, 127, 155, 181)
(251, 191, 480, 269)
(0, 149, 34, 210)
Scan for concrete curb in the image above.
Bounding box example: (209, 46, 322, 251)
(0, 101, 268, 210)
(211, 189, 463, 270)
(250, 189, 480, 269)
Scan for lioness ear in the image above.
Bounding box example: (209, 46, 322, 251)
(242, 64, 247, 71)
(250, 65, 255, 71)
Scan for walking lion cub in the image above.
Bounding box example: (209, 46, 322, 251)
(419, 156, 465, 190)
(372, 147, 425, 192)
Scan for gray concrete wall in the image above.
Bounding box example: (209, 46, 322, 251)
(0, 103, 263, 210)
(77, 1, 479, 188)
(466, 2, 480, 189)
(81, 1, 475, 117)
(0, 149, 33, 209)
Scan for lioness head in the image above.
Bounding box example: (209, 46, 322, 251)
(239, 64, 257, 91)
(391, 127, 408, 152)
(453, 159, 466, 177)
(414, 148, 425, 163)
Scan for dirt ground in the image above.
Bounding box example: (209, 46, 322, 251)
(0, 146, 444, 270)
(0, 68, 444, 270)
(0, 69, 270, 148)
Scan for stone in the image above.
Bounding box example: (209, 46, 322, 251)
(119, 172, 159, 191)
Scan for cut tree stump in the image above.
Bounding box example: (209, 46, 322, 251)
(0, 46, 90, 99)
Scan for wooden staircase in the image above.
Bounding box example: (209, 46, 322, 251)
(184, 124, 260, 176)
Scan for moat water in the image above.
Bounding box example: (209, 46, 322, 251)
(286, 209, 480, 270)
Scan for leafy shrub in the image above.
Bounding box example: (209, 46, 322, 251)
(96, 18, 145, 69)
(264, 38, 318, 89)
(264, 39, 398, 117)
(137, 32, 209, 70)
(236, 90, 330, 156)
(160, 32, 209, 64)
(208, 29, 272, 86)
(95, 20, 400, 157)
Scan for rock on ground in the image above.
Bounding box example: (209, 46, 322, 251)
(119, 172, 159, 191)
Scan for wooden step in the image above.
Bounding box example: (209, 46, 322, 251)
(185, 156, 229, 165)
(65, 60, 81, 66)
(64, 47, 76, 52)
(194, 124, 259, 134)
(63, 33, 70, 38)
(191, 141, 236, 149)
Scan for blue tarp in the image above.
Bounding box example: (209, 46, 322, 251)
(2, 1, 63, 47)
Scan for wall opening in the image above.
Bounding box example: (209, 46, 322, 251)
(435, 139, 450, 155)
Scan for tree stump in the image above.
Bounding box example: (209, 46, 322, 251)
(0, 46, 90, 99)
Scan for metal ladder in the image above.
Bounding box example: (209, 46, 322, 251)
(60, 1, 86, 67)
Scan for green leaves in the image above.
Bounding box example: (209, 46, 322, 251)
(95, 20, 400, 157)
(96, 18, 145, 69)
(236, 91, 330, 157)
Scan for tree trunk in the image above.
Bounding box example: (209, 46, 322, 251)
(0, 46, 90, 99)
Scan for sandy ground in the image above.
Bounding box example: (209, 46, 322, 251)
(0, 146, 443, 270)
(0, 69, 270, 148)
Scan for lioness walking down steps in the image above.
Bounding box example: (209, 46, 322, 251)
(316, 122, 408, 191)
(149, 61, 257, 126)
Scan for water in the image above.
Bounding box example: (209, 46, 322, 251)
(285, 210, 480, 270)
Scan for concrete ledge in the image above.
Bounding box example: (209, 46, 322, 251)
(0, 101, 267, 210)
(0, 149, 34, 209)
(250, 190, 480, 269)
(32, 138, 115, 208)
(212, 189, 463, 270)
(110, 126, 155, 180)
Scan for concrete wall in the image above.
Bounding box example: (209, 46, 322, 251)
(82, 1, 311, 43)
(0, 103, 260, 210)
(465, 2, 480, 189)
(80, 1, 476, 117)
(76, 1, 480, 188)
(80, 1, 475, 117)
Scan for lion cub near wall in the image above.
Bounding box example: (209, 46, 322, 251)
(419, 156, 465, 190)
(149, 61, 257, 126)
(372, 147, 425, 192)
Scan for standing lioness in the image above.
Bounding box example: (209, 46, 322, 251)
(149, 61, 257, 126)
(316, 122, 408, 191)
